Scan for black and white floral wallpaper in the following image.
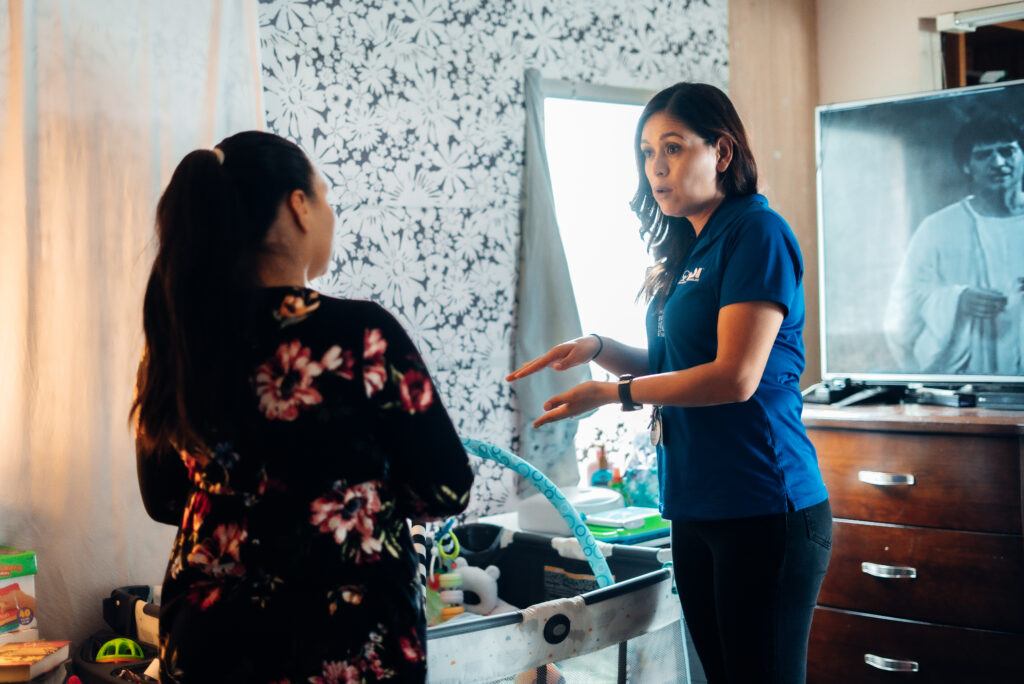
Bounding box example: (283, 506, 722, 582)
(258, 0, 728, 517)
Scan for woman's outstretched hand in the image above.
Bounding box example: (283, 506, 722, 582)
(505, 336, 616, 428)
(532, 380, 615, 428)
(505, 335, 599, 382)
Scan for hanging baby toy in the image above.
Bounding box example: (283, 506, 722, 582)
(413, 519, 464, 626)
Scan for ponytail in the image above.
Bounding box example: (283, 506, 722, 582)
(133, 132, 314, 453)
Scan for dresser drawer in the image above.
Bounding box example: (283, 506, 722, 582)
(818, 520, 1024, 631)
(808, 606, 1024, 683)
(808, 428, 1022, 533)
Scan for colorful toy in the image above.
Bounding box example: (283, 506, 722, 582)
(435, 570, 464, 622)
(426, 571, 464, 625)
(421, 523, 467, 625)
(95, 637, 146, 663)
(435, 523, 460, 573)
(424, 582, 442, 626)
(452, 557, 500, 615)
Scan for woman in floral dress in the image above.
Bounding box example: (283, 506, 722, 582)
(133, 131, 473, 683)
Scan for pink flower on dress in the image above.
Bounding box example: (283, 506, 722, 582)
(321, 345, 356, 380)
(186, 581, 222, 611)
(254, 340, 326, 421)
(398, 369, 433, 413)
(399, 635, 424, 663)
(364, 327, 387, 357)
(362, 329, 387, 397)
(309, 661, 361, 684)
(180, 491, 211, 537)
(362, 629, 394, 680)
(309, 481, 384, 559)
(187, 522, 247, 578)
(366, 651, 389, 680)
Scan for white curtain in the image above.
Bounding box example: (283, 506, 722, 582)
(514, 69, 591, 490)
(0, 0, 264, 643)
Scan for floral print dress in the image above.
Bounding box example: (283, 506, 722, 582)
(136, 288, 474, 683)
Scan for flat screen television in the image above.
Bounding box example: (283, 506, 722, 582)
(816, 79, 1024, 390)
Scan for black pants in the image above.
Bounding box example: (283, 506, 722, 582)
(671, 498, 832, 684)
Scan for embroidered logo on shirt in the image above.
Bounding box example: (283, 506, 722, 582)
(678, 267, 703, 284)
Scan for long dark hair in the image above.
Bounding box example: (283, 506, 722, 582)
(132, 131, 315, 453)
(631, 83, 758, 306)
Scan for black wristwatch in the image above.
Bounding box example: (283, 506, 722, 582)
(617, 374, 643, 411)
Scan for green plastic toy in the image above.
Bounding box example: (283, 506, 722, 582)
(95, 637, 146, 663)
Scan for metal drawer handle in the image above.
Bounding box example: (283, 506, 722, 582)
(861, 561, 917, 579)
(865, 653, 919, 672)
(858, 470, 915, 486)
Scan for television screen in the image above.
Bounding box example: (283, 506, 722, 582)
(816, 79, 1024, 386)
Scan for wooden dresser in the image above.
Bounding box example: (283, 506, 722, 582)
(802, 404, 1024, 683)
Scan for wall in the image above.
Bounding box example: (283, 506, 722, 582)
(816, 0, 999, 105)
(258, 0, 728, 516)
(728, 0, 820, 386)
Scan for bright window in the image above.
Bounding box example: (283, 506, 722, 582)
(543, 96, 655, 475)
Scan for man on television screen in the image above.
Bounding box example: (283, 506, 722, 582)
(884, 112, 1024, 375)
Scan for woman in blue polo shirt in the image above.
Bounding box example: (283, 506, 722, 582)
(507, 82, 830, 683)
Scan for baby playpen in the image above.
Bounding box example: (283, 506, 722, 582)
(74, 440, 693, 683)
(424, 440, 691, 683)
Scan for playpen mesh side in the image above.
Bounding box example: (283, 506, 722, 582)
(474, 621, 690, 684)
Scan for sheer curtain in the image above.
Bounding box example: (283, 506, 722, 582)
(0, 0, 263, 642)
(513, 69, 591, 490)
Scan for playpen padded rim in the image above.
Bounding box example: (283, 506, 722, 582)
(426, 567, 671, 639)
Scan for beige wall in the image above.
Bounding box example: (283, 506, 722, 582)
(817, 0, 999, 104)
(729, 0, 821, 386)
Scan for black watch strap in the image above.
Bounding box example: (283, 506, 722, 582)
(618, 374, 643, 411)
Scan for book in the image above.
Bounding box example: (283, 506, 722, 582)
(0, 630, 39, 648)
(0, 640, 70, 682)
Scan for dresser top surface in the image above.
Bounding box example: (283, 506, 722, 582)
(802, 403, 1024, 435)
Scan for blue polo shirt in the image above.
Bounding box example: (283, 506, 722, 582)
(646, 193, 827, 520)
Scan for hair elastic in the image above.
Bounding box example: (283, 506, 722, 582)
(212, 147, 225, 164)
(589, 333, 604, 361)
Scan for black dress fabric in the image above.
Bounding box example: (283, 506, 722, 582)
(137, 287, 474, 683)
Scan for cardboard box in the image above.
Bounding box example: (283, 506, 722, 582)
(0, 628, 39, 647)
(0, 547, 38, 639)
